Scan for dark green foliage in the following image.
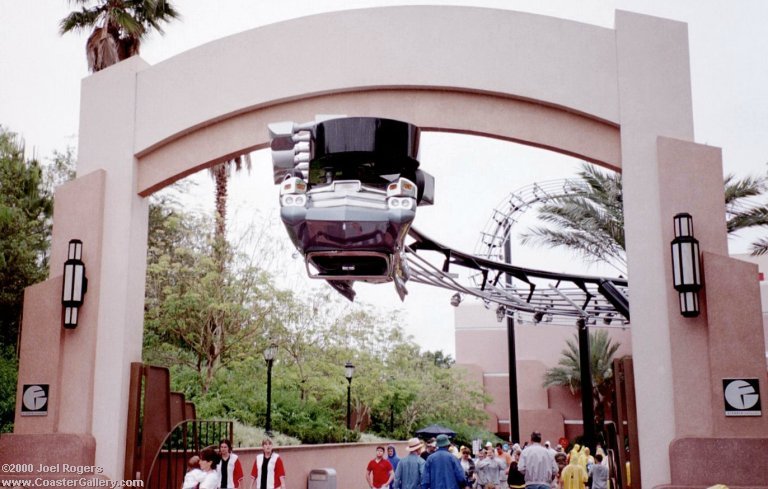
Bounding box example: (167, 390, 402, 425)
(0, 348, 18, 432)
(542, 329, 620, 432)
(0, 127, 54, 349)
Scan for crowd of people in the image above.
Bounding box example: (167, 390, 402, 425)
(373, 432, 609, 489)
(178, 431, 608, 489)
(182, 438, 286, 489)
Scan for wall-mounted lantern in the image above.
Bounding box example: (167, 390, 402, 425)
(62, 239, 88, 329)
(670, 213, 702, 317)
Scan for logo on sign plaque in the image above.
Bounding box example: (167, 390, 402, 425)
(723, 378, 761, 416)
(21, 384, 49, 416)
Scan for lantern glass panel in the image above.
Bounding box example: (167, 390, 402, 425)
(263, 343, 277, 362)
(680, 242, 695, 285)
(680, 291, 700, 317)
(63, 264, 75, 302)
(674, 214, 693, 237)
(691, 241, 701, 283)
(64, 307, 78, 326)
(345, 362, 355, 380)
(72, 266, 84, 302)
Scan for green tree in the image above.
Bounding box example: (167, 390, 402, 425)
(142, 193, 489, 443)
(143, 194, 279, 393)
(44, 147, 77, 189)
(522, 163, 768, 274)
(0, 347, 18, 432)
(59, 0, 180, 72)
(542, 329, 620, 432)
(0, 127, 54, 349)
(421, 350, 456, 368)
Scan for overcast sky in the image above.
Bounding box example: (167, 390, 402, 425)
(1, 1, 766, 354)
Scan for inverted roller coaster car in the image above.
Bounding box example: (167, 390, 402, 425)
(270, 116, 434, 301)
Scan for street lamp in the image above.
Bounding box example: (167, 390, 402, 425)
(345, 361, 355, 430)
(62, 239, 88, 329)
(670, 213, 702, 317)
(263, 343, 277, 435)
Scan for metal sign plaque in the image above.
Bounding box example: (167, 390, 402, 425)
(723, 378, 761, 417)
(21, 384, 49, 416)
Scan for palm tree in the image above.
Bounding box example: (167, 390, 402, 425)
(543, 329, 620, 433)
(723, 173, 768, 255)
(60, 0, 180, 72)
(208, 154, 252, 270)
(521, 164, 626, 274)
(521, 163, 768, 274)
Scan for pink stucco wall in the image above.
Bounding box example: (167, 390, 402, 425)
(234, 442, 409, 489)
(454, 303, 632, 442)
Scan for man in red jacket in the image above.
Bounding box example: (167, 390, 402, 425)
(249, 438, 286, 489)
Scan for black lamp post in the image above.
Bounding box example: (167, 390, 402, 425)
(62, 239, 88, 329)
(577, 317, 596, 452)
(263, 343, 277, 436)
(503, 229, 521, 444)
(670, 213, 702, 317)
(345, 361, 355, 429)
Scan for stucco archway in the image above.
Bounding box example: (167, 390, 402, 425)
(6, 7, 767, 488)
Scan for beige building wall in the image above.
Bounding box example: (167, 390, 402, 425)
(730, 253, 768, 357)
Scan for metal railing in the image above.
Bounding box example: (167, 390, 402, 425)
(145, 420, 233, 489)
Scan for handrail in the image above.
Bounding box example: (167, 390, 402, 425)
(145, 419, 233, 489)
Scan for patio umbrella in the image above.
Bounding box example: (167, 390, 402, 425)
(415, 424, 456, 438)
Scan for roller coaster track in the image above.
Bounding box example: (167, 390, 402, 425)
(404, 179, 630, 327)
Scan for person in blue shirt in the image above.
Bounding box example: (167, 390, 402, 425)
(394, 438, 425, 489)
(421, 434, 466, 489)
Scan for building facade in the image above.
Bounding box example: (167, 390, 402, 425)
(455, 303, 633, 445)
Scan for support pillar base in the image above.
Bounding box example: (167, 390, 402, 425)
(657, 437, 768, 488)
(0, 433, 95, 466)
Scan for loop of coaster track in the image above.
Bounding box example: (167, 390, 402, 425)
(403, 178, 630, 328)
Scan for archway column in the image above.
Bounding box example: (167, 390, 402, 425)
(615, 11, 695, 488)
(618, 11, 768, 487)
(74, 56, 150, 479)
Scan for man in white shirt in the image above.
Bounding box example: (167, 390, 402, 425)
(517, 432, 558, 489)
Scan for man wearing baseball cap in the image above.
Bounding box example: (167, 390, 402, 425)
(421, 434, 467, 489)
(517, 431, 558, 489)
(393, 438, 425, 489)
